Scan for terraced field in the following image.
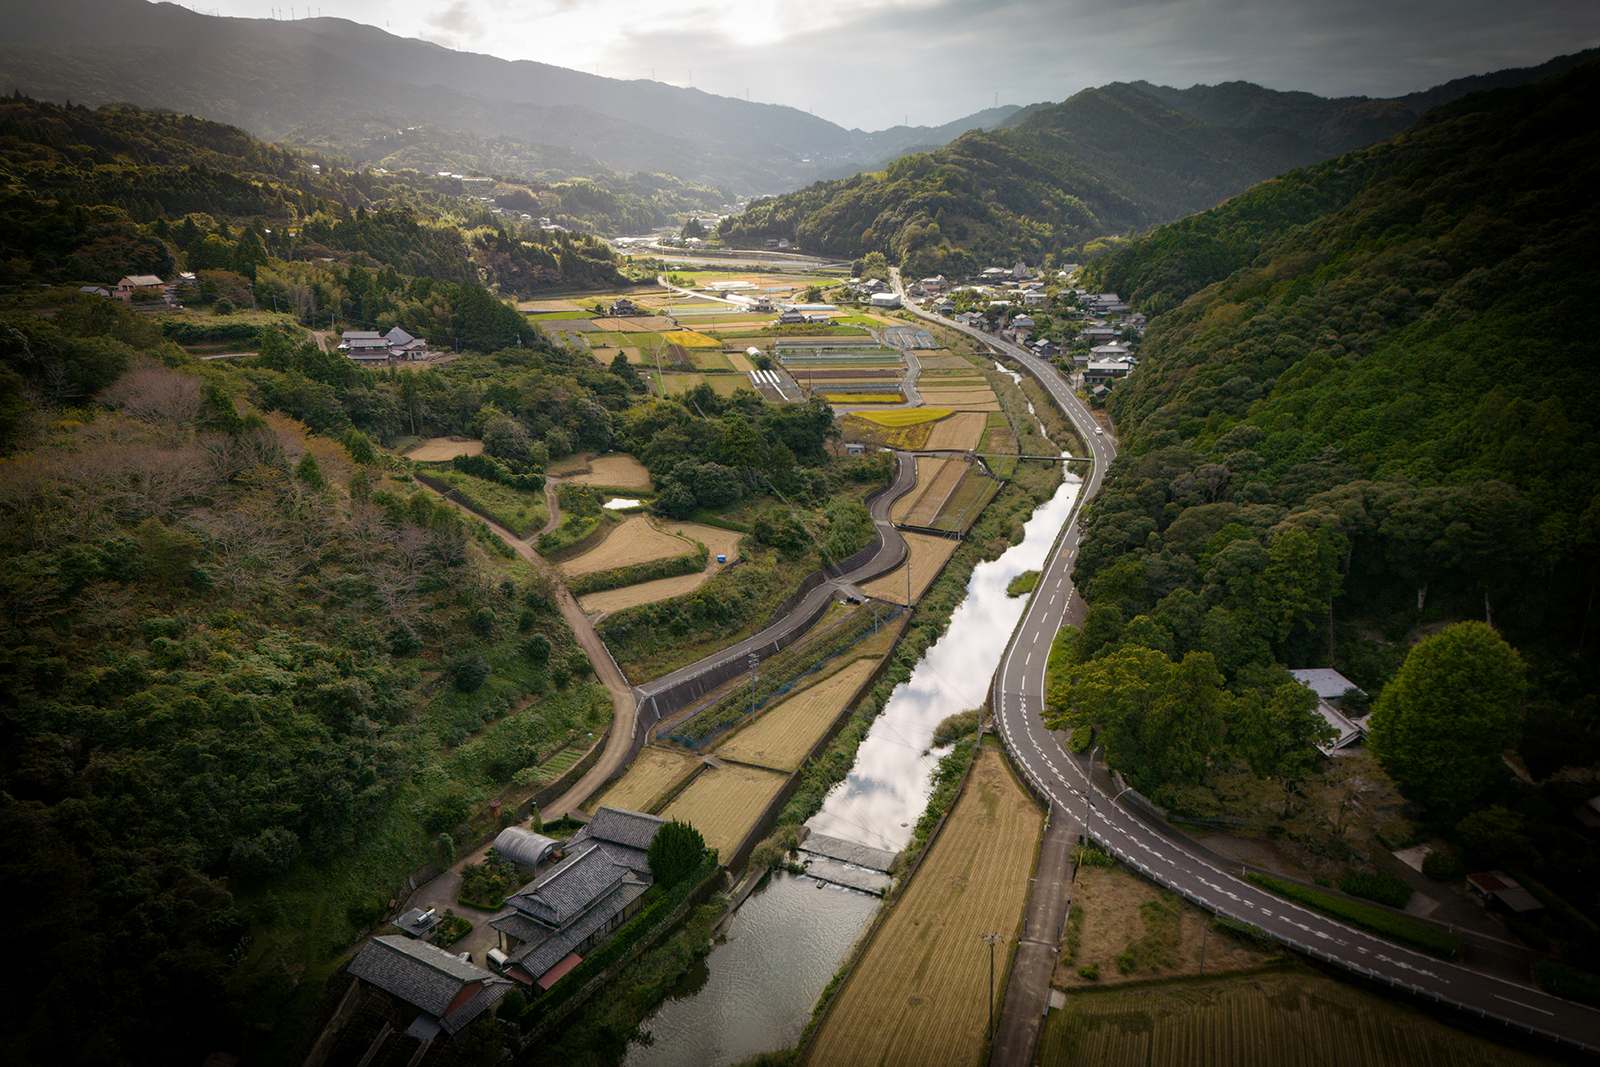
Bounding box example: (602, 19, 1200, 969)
(404, 437, 483, 461)
(715, 658, 880, 771)
(1037, 968, 1565, 1067)
(660, 763, 789, 860)
(859, 533, 960, 606)
(588, 746, 701, 814)
(924, 411, 987, 450)
(566, 453, 653, 490)
(560, 515, 691, 577)
(900, 458, 968, 527)
(807, 748, 1042, 1067)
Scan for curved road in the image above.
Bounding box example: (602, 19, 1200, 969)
(888, 271, 1600, 1054)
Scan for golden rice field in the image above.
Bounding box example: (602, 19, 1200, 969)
(589, 747, 701, 814)
(1036, 968, 1566, 1067)
(565, 453, 654, 490)
(660, 763, 788, 860)
(901, 458, 968, 527)
(860, 533, 960, 606)
(662, 329, 722, 348)
(924, 411, 987, 450)
(808, 749, 1042, 1067)
(403, 437, 483, 461)
(715, 658, 880, 771)
(560, 515, 692, 577)
(578, 569, 713, 613)
(860, 408, 953, 427)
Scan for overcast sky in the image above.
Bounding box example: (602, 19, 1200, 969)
(194, 0, 1597, 130)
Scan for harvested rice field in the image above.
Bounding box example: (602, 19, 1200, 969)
(860, 533, 959, 605)
(660, 763, 789, 861)
(808, 748, 1041, 1067)
(609, 316, 676, 332)
(662, 521, 742, 564)
(565, 453, 653, 490)
(404, 437, 483, 461)
(1037, 966, 1565, 1067)
(924, 411, 987, 450)
(898, 457, 968, 527)
(578, 570, 714, 614)
(589, 746, 701, 814)
(918, 388, 1000, 409)
(560, 515, 692, 577)
(715, 658, 880, 772)
(823, 393, 904, 404)
(688, 349, 734, 371)
(928, 469, 1001, 534)
(915, 350, 977, 370)
(725, 349, 756, 373)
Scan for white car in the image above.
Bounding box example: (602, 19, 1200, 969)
(1094, 427, 1105, 436)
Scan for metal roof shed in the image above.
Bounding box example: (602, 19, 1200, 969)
(494, 827, 559, 869)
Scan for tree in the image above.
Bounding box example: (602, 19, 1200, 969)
(1231, 669, 1335, 815)
(1367, 622, 1525, 814)
(647, 819, 707, 888)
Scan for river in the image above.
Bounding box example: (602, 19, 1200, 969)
(623, 465, 1083, 1066)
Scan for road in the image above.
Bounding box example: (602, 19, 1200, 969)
(885, 271, 1600, 1057)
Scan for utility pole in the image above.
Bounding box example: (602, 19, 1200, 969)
(748, 651, 759, 719)
(982, 933, 1002, 1037)
(1198, 914, 1209, 976)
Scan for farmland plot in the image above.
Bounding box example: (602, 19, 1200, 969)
(808, 749, 1041, 1067)
(924, 411, 987, 451)
(560, 515, 690, 577)
(404, 437, 483, 461)
(915, 350, 976, 370)
(662, 521, 741, 564)
(578, 571, 714, 614)
(660, 764, 788, 860)
(859, 533, 960, 606)
(716, 658, 880, 771)
(590, 747, 701, 814)
(900, 458, 968, 528)
(1037, 968, 1565, 1067)
(566, 453, 654, 490)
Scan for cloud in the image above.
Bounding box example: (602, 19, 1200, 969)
(419, 0, 487, 49)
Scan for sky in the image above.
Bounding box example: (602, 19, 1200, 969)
(189, 0, 1598, 130)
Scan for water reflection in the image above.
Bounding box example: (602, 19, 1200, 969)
(624, 873, 879, 1067)
(806, 470, 1080, 851)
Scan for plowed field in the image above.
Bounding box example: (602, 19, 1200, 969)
(589, 747, 701, 814)
(566, 454, 653, 490)
(660, 764, 788, 860)
(859, 533, 959, 605)
(808, 749, 1042, 1067)
(560, 515, 690, 577)
(924, 411, 986, 450)
(716, 659, 879, 771)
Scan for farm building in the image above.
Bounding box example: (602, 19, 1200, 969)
(490, 808, 667, 990)
(493, 826, 560, 869)
(347, 935, 511, 1038)
(868, 292, 902, 308)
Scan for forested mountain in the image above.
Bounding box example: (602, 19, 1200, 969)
(718, 83, 1336, 275)
(0, 95, 632, 297)
(0, 0, 1021, 193)
(1054, 59, 1599, 942)
(720, 52, 1599, 271)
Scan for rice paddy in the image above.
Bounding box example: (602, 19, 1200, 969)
(715, 658, 881, 772)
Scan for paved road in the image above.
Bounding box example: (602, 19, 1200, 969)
(632, 449, 919, 735)
(884, 273, 1600, 1057)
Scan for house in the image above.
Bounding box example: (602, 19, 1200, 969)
(981, 266, 1009, 280)
(348, 935, 511, 1037)
(776, 309, 808, 325)
(1081, 323, 1119, 342)
(1031, 338, 1058, 356)
(385, 326, 430, 359)
(1090, 341, 1132, 359)
(1011, 261, 1032, 279)
(1022, 290, 1050, 307)
(1289, 668, 1369, 754)
(1083, 359, 1134, 386)
(115, 274, 165, 301)
(1466, 871, 1544, 915)
(934, 299, 956, 315)
(1011, 314, 1035, 330)
(78, 285, 111, 298)
(919, 276, 946, 293)
(491, 808, 668, 991)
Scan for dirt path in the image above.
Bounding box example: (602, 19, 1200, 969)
(539, 475, 563, 536)
(422, 493, 636, 820)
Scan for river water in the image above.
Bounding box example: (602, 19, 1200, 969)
(624, 466, 1082, 1067)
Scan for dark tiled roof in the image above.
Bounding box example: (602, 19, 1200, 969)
(504, 845, 624, 927)
(349, 935, 510, 1033)
(509, 878, 649, 981)
(489, 911, 551, 944)
(581, 807, 666, 851)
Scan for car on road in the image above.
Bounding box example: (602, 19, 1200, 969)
(1094, 427, 1105, 435)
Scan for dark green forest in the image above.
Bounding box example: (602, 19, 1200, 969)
(718, 83, 1351, 276)
(1052, 60, 1600, 971)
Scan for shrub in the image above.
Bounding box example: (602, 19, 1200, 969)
(524, 633, 552, 666)
(1078, 962, 1101, 981)
(568, 650, 592, 678)
(1421, 848, 1464, 882)
(648, 819, 707, 888)
(1244, 872, 1458, 958)
(453, 653, 490, 692)
(1535, 960, 1600, 1008)
(1337, 870, 1412, 908)
(1068, 725, 1093, 754)
(932, 709, 982, 748)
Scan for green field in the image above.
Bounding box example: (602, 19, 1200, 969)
(427, 468, 548, 537)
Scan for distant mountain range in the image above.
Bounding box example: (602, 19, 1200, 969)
(0, 0, 1027, 193)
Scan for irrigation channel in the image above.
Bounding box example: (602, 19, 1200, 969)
(622, 466, 1084, 1067)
